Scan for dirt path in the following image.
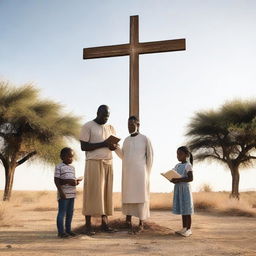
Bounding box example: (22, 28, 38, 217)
(0, 209, 256, 256)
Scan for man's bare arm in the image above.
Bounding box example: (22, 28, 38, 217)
(80, 140, 107, 151)
(80, 140, 117, 151)
(59, 179, 77, 186)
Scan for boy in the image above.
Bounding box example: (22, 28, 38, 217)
(54, 147, 82, 238)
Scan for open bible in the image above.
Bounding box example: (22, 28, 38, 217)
(105, 135, 121, 145)
(161, 169, 181, 181)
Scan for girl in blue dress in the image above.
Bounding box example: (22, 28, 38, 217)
(171, 146, 194, 237)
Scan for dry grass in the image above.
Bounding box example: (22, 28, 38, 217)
(0, 202, 14, 227)
(0, 190, 255, 227)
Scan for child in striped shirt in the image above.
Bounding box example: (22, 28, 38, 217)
(54, 147, 82, 238)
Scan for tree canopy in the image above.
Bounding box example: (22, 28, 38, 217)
(0, 81, 81, 200)
(186, 100, 256, 198)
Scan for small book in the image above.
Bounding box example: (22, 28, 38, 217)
(105, 135, 121, 145)
(161, 169, 181, 181)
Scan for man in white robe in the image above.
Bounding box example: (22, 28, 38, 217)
(120, 116, 153, 231)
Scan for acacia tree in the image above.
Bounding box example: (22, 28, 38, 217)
(186, 100, 256, 199)
(0, 81, 81, 201)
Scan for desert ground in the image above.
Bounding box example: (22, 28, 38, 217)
(0, 191, 256, 256)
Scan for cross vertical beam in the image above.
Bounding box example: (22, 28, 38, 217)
(129, 16, 139, 118)
(83, 15, 186, 120)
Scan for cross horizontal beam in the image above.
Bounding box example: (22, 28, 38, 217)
(83, 39, 185, 59)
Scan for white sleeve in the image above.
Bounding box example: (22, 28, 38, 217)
(54, 165, 61, 178)
(185, 163, 193, 173)
(173, 164, 179, 171)
(146, 137, 153, 172)
(80, 123, 90, 142)
(110, 125, 116, 136)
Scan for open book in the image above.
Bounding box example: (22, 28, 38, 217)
(161, 169, 181, 181)
(105, 135, 121, 145)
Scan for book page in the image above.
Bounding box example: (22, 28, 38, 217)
(161, 169, 181, 181)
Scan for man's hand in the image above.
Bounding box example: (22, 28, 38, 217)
(108, 143, 118, 151)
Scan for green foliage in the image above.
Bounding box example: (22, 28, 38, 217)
(186, 99, 256, 169)
(0, 81, 82, 165)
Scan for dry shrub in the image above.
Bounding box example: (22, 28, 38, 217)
(150, 193, 172, 210)
(217, 198, 256, 217)
(194, 200, 216, 211)
(0, 204, 5, 222)
(193, 192, 221, 211)
(199, 183, 213, 192)
(0, 202, 13, 227)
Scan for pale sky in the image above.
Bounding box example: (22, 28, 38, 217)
(0, 0, 256, 192)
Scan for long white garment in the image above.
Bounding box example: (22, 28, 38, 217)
(121, 134, 153, 216)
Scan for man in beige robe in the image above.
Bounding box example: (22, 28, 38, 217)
(80, 105, 118, 235)
(120, 116, 153, 231)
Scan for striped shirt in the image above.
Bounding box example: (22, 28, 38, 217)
(54, 162, 76, 199)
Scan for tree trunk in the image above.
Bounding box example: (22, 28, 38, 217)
(230, 166, 240, 200)
(3, 166, 16, 201)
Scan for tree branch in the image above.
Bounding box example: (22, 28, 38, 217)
(16, 151, 37, 166)
(212, 146, 221, 159)
(0, 152, 9, 170)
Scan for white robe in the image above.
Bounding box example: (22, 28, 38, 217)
(120, 133, 153, 220)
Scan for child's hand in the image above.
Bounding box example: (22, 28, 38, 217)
(171, 178, 180, 184)
(60, 192, 66, 199)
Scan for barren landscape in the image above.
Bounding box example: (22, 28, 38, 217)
(0, 191, 256, 256)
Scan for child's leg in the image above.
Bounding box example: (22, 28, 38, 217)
(183, 215, 191, 229)
(57, 199, 67, 235)
(65, 198, 74, 233)
(186, 215, 192, 229)
(182, 215, 186, 228)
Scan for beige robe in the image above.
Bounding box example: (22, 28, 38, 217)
(120, 133, 153, 220)
(80, 120, 116, 216)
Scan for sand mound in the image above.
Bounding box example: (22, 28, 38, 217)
(74, 218, 172, 235)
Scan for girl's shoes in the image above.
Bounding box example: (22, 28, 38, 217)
(175, 228, 192, 237)
(175, 227, 187, 235)
(181, 229, 192, 237)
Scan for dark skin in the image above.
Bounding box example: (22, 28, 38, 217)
(80, 106, 117, 152)
(54, 150, 81, 200)
(80, 106, 117, 235)
(171, 149, 193, 230)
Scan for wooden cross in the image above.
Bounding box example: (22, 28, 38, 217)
(83, 15, 186, 119)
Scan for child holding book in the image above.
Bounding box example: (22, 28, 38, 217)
(170, 146, 194, 237)
(54, 147, 82, 238)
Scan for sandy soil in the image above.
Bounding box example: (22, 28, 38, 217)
(0, 207, 256, 256)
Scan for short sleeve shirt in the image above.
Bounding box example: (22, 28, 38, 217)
(80, 120, 116, 160)
(54, 162, 76, 199)
(174, 162, 193, 177)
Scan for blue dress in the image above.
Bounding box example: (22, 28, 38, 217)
(172, 162, 194, 215)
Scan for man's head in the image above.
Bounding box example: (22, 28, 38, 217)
(96, 105, 110, 125)
(128, 116, 140, 134)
